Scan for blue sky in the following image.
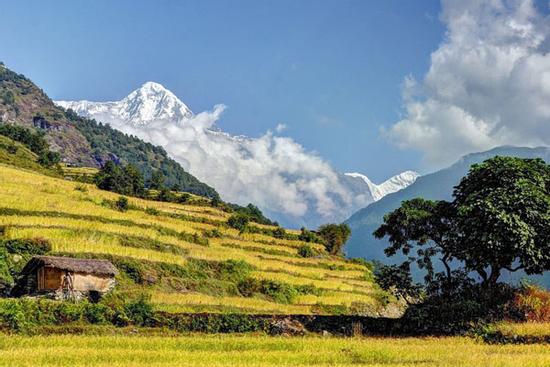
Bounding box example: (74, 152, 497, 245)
(0, 0, 444, 182)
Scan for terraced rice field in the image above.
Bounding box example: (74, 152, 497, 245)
(0, 334, 549, 367)
(0, 164, 389, 315)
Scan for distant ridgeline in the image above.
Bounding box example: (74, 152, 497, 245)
(0, 62, 218, 198)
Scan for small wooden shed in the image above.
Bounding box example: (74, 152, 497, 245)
(12, 256, 118, 301)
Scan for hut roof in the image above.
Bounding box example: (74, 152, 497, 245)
(21, 256, 118, 276)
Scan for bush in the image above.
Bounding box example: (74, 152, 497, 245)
(37, 151, 61, 168)
(298, 227, 319, 243)
(112, 258, 145, 284)
(177, 193, 191, 204)
(115, 196, 129, 212)
(509, 284, 550, 322)
(203, 229, 222, 238)
(217, 260, 254, 283)
(400, 271, 516, 335)
(237, 278, 300, 304)
(227, 213, 249, 231)
(84, 303, 112, 324)
(124, 294, 154, 326)
(272, 227, 286, 239)
(2, 238, 51, 255)
(145, 207, 160, 216)
(297, 244, 315, 258)
(0, 299, 28, 331)
(157, 188, 176, 202)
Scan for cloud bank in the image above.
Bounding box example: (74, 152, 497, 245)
(110, 107, 362, 226)
(387, 0, 550, 166)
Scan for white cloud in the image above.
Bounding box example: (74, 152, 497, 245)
(387, 0, 550, 166)
(109, 107, 358, 224)
(275, 123, 287, 133)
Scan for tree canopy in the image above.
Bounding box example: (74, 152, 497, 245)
(374, 156, 550, 286)
(95, 161, 145, 197)
(317, 223, 351, 255)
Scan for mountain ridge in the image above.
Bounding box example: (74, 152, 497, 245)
(57, 82, 193, 126)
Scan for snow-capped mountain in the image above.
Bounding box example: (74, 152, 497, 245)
(344, 171, 419, 201)
(55, 82, 418, 228)
(56, 82, 193, 126)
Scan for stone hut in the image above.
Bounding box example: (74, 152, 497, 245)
(12, 256, 118, 301)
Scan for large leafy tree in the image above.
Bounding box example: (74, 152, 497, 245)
(375, 156, 550, 286)
(452, 156, 550, 284)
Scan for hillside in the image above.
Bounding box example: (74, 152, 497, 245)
(0, 162, 393, 316)
(0, 63, 217, 198)
(345, 146, 550, 265)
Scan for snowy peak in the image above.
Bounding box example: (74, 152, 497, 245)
(344, 170, 419, 201)
(121, 82, 193, 124)
(55, 82, 193, 126)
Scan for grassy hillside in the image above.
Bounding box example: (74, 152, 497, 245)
(0, 163, 391, 316)
(0, 63, 218, 198)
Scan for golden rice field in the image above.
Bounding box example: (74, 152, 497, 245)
(0, 163, 387, 315)
(493, 322, 550, 338)
(0, 334, 549, 367)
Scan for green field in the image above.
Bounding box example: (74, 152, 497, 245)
(0, 334, 549, 367)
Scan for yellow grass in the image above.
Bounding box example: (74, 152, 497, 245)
(0, 335, 550, 366)
(493, 322, 550, 337)
(151, 292, 311, 314)
(0, 164, 380, 313)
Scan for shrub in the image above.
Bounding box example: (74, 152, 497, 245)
(115, 196, 129, 212)
(238, 278, 299, 304)
(84, 303, 111, 324)
(203, 229, 222, 238)
(37, 151, 61, 167)
(298, 227, 319, 243)
(157, 188, 176, 202)
(3, 238, 51, 255)
(227, 213, 249, 231)
(177, 193, 191, 204)
(112, 258, 145, 284)
(0, 299, 28, 331)
(54, 302, 84, 324)
(272, 227, 286, 239)
(124, 294, 155, 326)
(145, 207, 160, 216)
(297, 244, 315, 258)
(217, 260, 254, 283)
(509, 284, 550, 322)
